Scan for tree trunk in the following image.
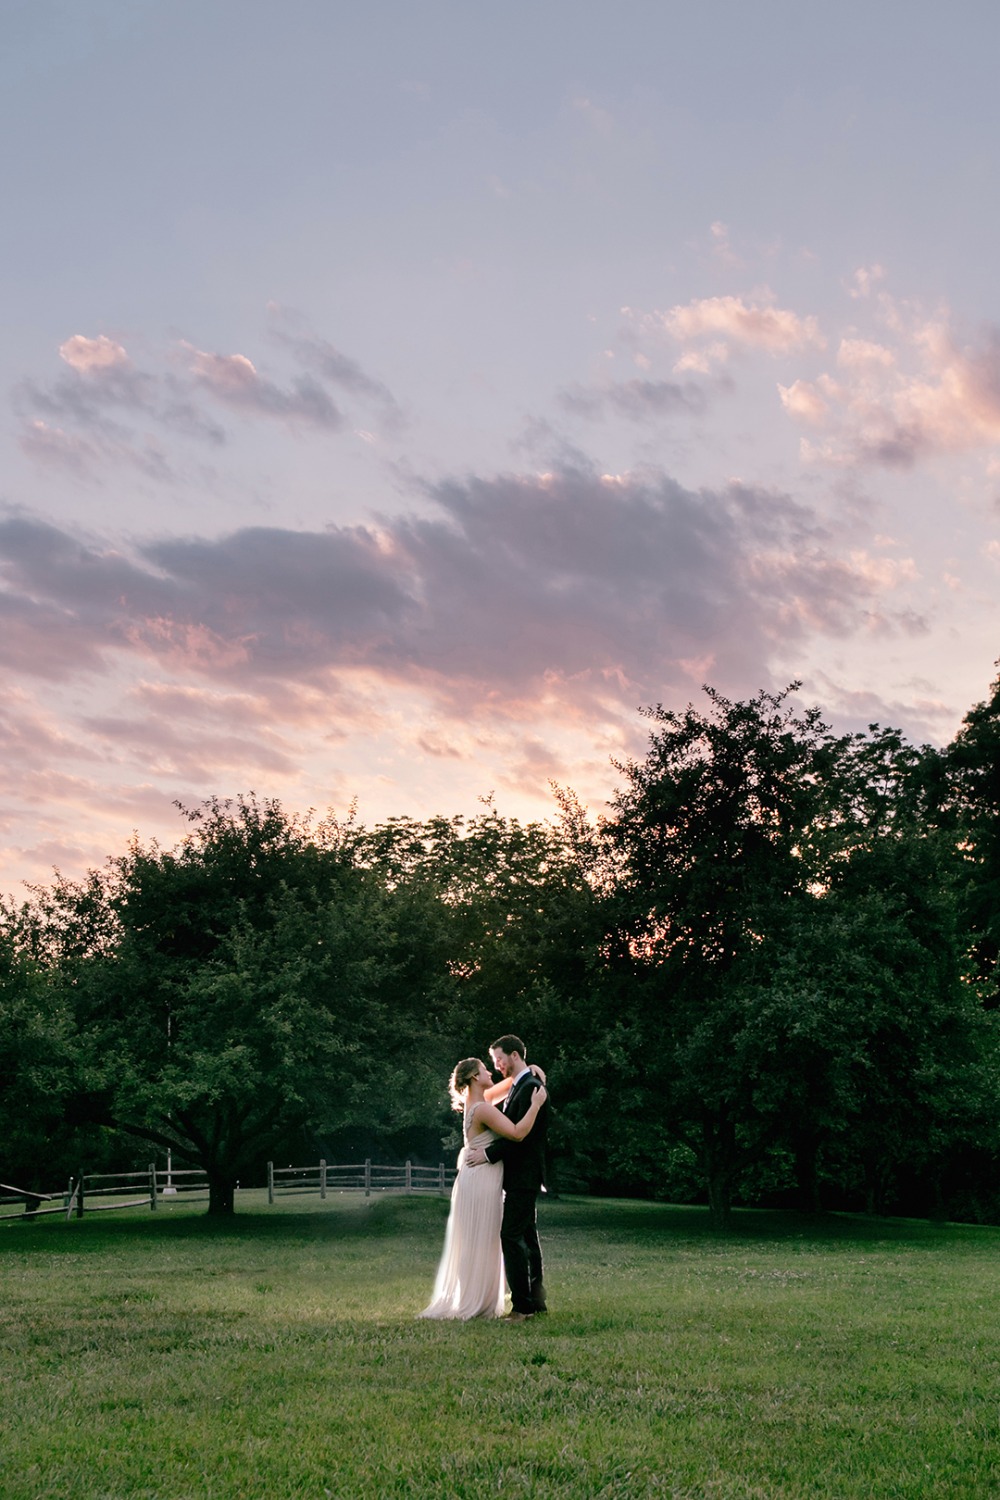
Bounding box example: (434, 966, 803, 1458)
(706, 1166, 733, 1230)
(794, 1132, 822, 1214)
(863, 1154, 891, 1217)
(925, 1163, 947, 1223)
(207, 1173, 236, 1216)
(701, 1111, 736, 1230)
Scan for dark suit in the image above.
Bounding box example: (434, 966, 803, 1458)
(484, 1070, 548, 1314)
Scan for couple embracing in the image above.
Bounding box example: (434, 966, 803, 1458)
(421, 1035, 548, 1323)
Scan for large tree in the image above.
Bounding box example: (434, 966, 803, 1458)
(749, 819, 979, 1216)
(349, 804, 603, 1176)
(0, 901, 80, 1193)
(350, 804, 597, 1026)
(944, 663, 1000, 1008)
(605, 684, 841, 1225)
(30, 796, 455, 1214)
(605, 692, 980, 1224)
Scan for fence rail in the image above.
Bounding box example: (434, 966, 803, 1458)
(1, 1159, 454, 1224)
(0, 1181, 66, 1221)
(267, 1159, 455, 1201)
(0, 1166, 212, 1224)
(74, 1167, 212, 1218)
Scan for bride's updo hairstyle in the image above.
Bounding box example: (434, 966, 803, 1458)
(448, 1057, 481, 1111)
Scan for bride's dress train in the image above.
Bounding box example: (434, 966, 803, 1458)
(420, 1116, 505, 1320)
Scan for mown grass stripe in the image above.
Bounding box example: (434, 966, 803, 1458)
(2, 1193, 999, 1498)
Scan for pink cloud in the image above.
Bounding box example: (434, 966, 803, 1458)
(182, 342, 344, 428)
(782, 298, 1000, 468)
(0, 459, 939, 895)
(59, 334, 131, 373)
(634, 293, 826, 372)
(836, 338, 895, 371)
(13, 318, 399, 481)
(808, 672, 957, 743)
(847, 265, 887, 300)
(80, 710, 299, 780)
(778, 380, 829, 424)
(708, 221, 742, 268)
(663, 294, 824, 350)
(18, 419, 105, 477)
(0, 467, 914, 719)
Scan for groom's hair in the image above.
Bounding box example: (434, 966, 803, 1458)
(490, 1034, 525, 1058)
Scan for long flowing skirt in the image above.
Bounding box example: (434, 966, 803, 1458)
(420, 1149, 505, 1320)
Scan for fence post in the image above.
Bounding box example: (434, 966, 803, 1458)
(364, 1158, 371, 1197)
(405, 1159, 412, 1194)
(267, 1162, 274, 1205)
(320, 1159, 327, 1200)
(76, 1169, 85, 1219)
(149, 1163, 157, 1210)
(439, 1161, 445, 1194)
(65, 1178, 77, 1221)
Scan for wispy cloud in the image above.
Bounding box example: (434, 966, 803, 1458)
(625, 291, 826, 374)
(181, 344, 344, 429)
(557, 377, 707, 422)
(13, 318, 400, 479)
(780, 294, 1000, 468)
(267, 310, 405, 429)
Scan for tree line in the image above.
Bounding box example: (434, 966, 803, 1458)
(3, 669, 1000, 1225)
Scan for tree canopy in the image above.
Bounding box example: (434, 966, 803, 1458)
(3, 669, 1000, 1225)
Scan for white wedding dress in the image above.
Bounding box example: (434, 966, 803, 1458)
(420, 1105, 506, 1320)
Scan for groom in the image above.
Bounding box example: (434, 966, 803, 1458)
(465, 1033, 548, 1322)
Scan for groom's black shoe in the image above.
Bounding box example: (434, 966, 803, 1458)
(502, 1310, 534, 1323)
(531, 1281, 547, 1314)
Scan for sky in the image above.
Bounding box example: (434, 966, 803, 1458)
(3, 0, 1000, 895)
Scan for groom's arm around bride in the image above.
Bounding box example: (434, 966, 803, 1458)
(467, 1034, 549, 1319)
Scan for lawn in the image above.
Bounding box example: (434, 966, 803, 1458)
(2, 1191, 999, 1499)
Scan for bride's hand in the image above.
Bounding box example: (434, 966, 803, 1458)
(533, 1084, 548, 1107)
(530, 1063, 547, 1084)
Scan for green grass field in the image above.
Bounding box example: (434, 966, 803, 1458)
(2, 1192, 999, 1499)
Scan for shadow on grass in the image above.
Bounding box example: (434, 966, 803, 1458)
(545, 1196, 1000, 1254)
(3, 1192, 998, 1259)
(0, 1192, 448, 1256)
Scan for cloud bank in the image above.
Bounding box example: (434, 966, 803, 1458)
(0, 458, 928, 889)
(0, 468, 909, 718)
(4, 261, 988, 894)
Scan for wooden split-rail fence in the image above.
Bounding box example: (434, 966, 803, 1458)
(0, 1159, 455, 1224)
(0, 1168, 210, 1223)
(267, 1159, 456, 1202)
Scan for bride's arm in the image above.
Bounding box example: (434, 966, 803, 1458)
(476, 1086, 547, 1141)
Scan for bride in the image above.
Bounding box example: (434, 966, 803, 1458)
(420, 1057, 547, 1320)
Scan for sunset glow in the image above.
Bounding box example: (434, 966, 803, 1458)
(2, 1, 999, 894)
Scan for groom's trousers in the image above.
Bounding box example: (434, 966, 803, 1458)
(501, 1188, 544, 1314)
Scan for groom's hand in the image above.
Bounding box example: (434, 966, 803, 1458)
(464, 1144, 488, 1167)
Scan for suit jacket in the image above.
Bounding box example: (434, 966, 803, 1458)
(484, 1070, 547, 1192)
